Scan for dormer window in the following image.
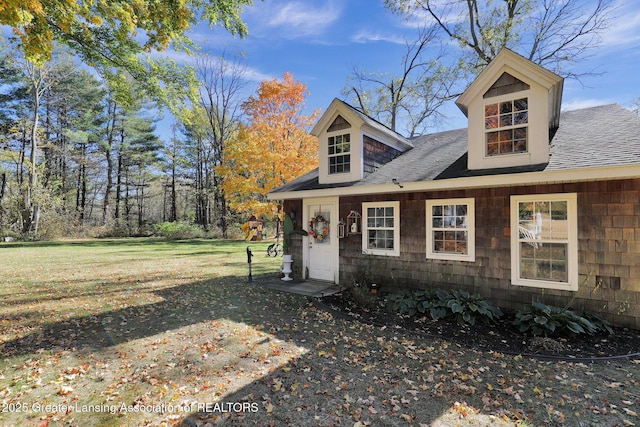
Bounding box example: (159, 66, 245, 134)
(313, 99, 413, 184)
(484, 98, 528, 156)
(456, 49, 562, 171)
(328, 133, 351, 174)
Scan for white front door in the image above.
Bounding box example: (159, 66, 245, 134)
(305, 200, 338, 282)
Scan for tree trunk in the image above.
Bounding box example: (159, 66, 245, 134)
(115, 151, 123, 221)
(23, 92, 40, 236)
(170, 164, 177, 222)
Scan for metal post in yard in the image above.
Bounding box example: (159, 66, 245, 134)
(246, 246, 254, 282)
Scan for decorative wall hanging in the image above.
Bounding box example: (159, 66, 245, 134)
(309, 214, 330, 241)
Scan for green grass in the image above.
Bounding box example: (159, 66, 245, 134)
(1, 238, 639, 426)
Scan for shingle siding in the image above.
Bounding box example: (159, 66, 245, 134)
(335, 178, 640, 328)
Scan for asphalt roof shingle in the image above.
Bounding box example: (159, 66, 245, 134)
(271, 104, 640, 194)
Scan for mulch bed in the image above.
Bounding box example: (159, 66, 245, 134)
(317, 291, 640, 361)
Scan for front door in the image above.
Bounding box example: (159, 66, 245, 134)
(306, 200, 337, 282)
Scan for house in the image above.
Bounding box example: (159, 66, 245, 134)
(267, 48, 640, 328)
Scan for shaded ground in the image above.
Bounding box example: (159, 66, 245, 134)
(2, 239, 640, 426)
(317, 290, 640, 360)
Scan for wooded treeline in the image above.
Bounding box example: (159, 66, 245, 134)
(0, 0, 624, 240)
(0, 48, 318, 239)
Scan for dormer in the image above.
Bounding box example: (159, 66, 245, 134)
(312, 98, 413, 185)
(456, 49, 564, 170)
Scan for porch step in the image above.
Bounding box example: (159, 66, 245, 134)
(254, 278, 343, 297)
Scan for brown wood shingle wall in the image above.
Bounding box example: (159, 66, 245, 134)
(334, 178, 640, 328)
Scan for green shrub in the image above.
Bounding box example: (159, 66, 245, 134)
(347, 285, 378, 309)
(513, 301, 611, 337)
(387, 289, 445, 319)
(440, 289, 504, 326)
(153, 221, 204, 239)
(387, 288, 502, 326)
(582, 310, 614, 335)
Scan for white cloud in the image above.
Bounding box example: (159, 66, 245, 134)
(600, 2, 640, 48)
(259, 1, 342, 38)
(351, 29, 405, 45)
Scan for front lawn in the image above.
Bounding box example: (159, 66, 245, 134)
(1, 238, 638, 426)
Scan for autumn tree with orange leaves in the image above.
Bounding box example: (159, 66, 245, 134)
(218, 72, 318, 220)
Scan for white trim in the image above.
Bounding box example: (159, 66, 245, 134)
(362, 201, 400, 257)
(426, 198, 475, 262)
(510, 193, 578, 291)
(267, 164, 640, 201)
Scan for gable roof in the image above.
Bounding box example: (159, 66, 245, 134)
(270, 104, 640, 197)
(456, 48, 564, 129)
(311, 98, 413, 150)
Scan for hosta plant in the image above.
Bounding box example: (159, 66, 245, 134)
(387, 288, 502, 326)
(440, 289, 504, 326)
(513, 301, 611, 337)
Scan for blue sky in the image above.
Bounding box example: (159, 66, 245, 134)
(165, 0, 640, 136)
(3, 1, 638, 137)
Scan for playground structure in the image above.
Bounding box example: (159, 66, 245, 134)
(242, 215, 263, 241)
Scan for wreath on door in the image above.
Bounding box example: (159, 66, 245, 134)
(308, 214, 330, 241)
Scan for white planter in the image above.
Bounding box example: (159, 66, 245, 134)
(281, 254, 293, 281)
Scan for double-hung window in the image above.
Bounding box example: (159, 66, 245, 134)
(328, 133, 351, 174)
(510, 193, 578, 291)
(426, 198, 475, 261)
(485, 98, 528, 156)
(362, 201, 400, 256)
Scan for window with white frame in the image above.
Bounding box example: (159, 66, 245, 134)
(362, 201, 400, 256)
(510, 193, 578, 291)
(426, 198, 475, 261)
(485, 98, 528, 156)
(328, 133, 351, 174)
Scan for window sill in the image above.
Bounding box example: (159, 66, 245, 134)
(427, 253, 475, 262)
(511, 278, 578, 292)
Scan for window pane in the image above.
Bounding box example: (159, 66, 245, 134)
(485, 103, 499, 116)
(551, 201, 567, 220)
(514, 139, 527, 153)
(520, 242, 568, 282)
(514, 98, 528, 111)
(500, 141, 512, 153)
(514, 111, 528, 125)
(485, 116, 498, 129)
(499, 129, 512, 142)
(487, 132, 499, 143)
(500, 101, 513, 114)
(514, 127, 527, 139)
(500, 114, 512, 127)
